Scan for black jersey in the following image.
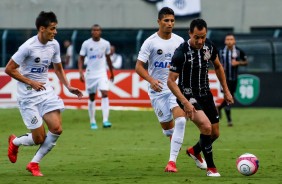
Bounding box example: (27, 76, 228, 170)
(170, 38, 218, 97)
(218, 46, 247, 81)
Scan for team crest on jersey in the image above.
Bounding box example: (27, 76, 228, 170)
(183, 88, 192, 95)
(34, 57, 40, 63)
(157, 49, 163, 55)
(26, 86, 32, 90)
(203, 46, 211, 61)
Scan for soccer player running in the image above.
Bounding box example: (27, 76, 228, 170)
(5, 11, 83, 176)
(135, 7, 187, 172)
(167, 18, 234, 177)
(218, 33, 248, 126)
(78, 24, 114, 129)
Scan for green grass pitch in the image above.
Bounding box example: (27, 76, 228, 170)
(0, 108, 281, 184)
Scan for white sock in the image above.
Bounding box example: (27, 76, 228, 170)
(31, 131, 60, 163)
(169, 117, 186, 163)
(88, 100, 96, 123)
(13, 133, 35, 146)
(101, 97, 109, 122)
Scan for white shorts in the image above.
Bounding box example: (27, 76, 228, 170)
(17, 90, 64, 130)
(86, 76, 109, 94)
(150, 93, 179, 123)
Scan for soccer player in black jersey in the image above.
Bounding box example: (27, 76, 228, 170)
(167, 18, 234, 177)
(218, 33, 248, 126)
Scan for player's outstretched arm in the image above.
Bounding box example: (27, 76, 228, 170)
(213, 56, 234, 105)
(53, 62, 83, 99)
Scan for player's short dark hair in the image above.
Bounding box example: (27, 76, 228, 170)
(35, 11, 57, 30)
(225, 32, 235, 37)
(92, 24, 101, 30)
(158, 7, 174, 20)
(189, 18, 207, 33)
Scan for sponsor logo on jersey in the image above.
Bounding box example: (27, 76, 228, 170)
(157, 49, 163, 55)
(165, 53, 172, 58)
(154, 61, 171, 68)
(30, 67, 45, 73)
(42, 60, 48, 64)
(31, 116, 38, 124)
(89, 54, 103, 60)
(34, 57, 40, 63)
(170, 65, 177, 71)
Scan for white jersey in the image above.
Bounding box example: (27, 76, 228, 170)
(11, 35, 61, 98)
(137, 32, 184, 98)
(79, 38, 111, 79)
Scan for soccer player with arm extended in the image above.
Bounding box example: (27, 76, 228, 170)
(135, 7, 187, 172)
(5, 11, 83, 176)
(168, 18, 234, 177)
(78, 24, 114, 129)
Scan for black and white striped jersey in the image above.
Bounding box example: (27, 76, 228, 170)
(218, 46, 247, 81)
(170, 38, 218, 97)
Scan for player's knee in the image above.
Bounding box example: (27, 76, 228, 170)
(101, 92, 108, 98)
(49, 126, 63, 135)
(174, 117, 186, 130)
(211, 131, 219, 140)
(199, 123, 212, 135)
(162, 128, 174, 137)
(33, 135, 46, 145)
(53, 128, 63, 135)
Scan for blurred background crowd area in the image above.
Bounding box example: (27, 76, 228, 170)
(1, 0, 282, 72)
(1, 28, 282, 72)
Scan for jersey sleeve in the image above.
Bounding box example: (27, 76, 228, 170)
(210, 42, 218, 62)
(52, 40, 61, 63)
(105, 41, 111, 55)
(137, 39, 151, 63)
(170, 44, 185, 73)
(239, 48, 247, 61)
(79, 41, 87, 57)
(11, 44, 29, 66)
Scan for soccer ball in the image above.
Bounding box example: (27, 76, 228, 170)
(236, 153, 259, 176)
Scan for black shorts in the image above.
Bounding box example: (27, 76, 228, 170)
(177, 93, 219, 124)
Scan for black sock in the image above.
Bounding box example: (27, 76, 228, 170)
(224, 108, 231, 122)
(193, 142, 201, 155)
(193, 137, 217, 155)
(199, 134, 216, 168)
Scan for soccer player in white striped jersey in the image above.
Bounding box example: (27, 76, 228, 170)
(78, 24, 114, 130)
(135, 7, 187, 172)
(5, 11, 83, 176)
